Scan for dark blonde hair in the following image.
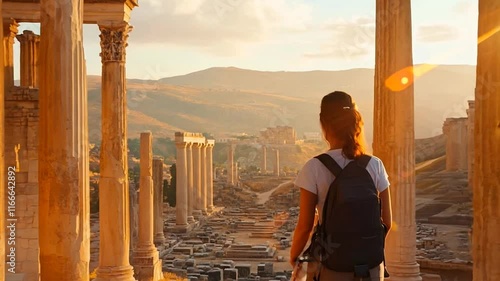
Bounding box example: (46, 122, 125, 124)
(320, 91, 367, 159)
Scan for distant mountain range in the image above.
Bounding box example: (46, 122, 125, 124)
(86, 64, 476, 145)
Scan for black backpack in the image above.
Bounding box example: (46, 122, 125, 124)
(305, 153, 388, 276)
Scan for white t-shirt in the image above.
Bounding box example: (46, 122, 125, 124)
(294, 149, 390, 223)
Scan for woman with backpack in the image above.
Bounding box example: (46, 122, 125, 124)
(290, 91, 393, 281)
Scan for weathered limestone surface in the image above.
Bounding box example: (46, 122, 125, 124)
(0, 7, 5, 279)
(227, 143, 234, 185)
(200, 143, 208, 212)
(274, 149, 280, 177)
(373, 0, 421, 280)
(472, 1, 500, 280)
(206, 141, 215, 211)
(16, 30, 39, 88)
(3, 18, 18, 90)
(5, 87, 40, 281)
(38, 0, 89, 279)
(186, 143, 194, 219)
(95, 22, 135, 281)
(133, 132, 162, 281)
(192, 142, 202, 211)
(442, 118, 468, 171)
(466, 101, 475, 190)
(153, 156, 166, 245)
(175, 134, 188, 225)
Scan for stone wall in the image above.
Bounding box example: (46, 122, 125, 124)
(4, 86, 39, 281)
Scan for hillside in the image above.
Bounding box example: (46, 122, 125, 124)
(86, 65, 475, 144)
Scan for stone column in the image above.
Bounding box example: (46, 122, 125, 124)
(227, 143, 234, 185)
(175, 137, 188, 226)
(192, 142, 202, 211)
(129, 182, 139, 253)
(38, 0, 89, 279)
(95, 22, 135, 281)
(0, 7, 5, 279)
(466, 101, 475, 190)
(442, 118, 468, 171)
(373, 0, 421, 280)
(3, 18, 18, 90)
(261, 145, 267, 174)
(472, 1, 500, 280)
(16, 30, 40, 88)
(200, 142, 208, 213)
(133, 132, 162, 281)
(153, 156, 166, 245)
(186, 142, 194, 221)
(206, 141, 215, 211)
(274, 149, 280, 176)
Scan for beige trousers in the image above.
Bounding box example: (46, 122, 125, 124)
(305, 261, 384, 281)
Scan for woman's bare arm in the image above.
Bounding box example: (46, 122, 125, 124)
(290, 188, 317, 266)
(380, 187, 392, 231)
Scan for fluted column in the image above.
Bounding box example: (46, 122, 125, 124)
(153, 156, 166, 245)
(38, 0, 89, 279)
(186, 143, 195, 220)
(16, 30, 40, 88)
(200, 142, 208, 212)
(133, 133, 162, 281)
(274, 149, 280, 176)
(466, 101, 475, 190)
(95, 22, 135, 281)
(373, 0, 421, 280)
(472, 1, 500, 280)
(175, 139, 188, 225)
(0, 7, 5, 279)
(261, 145, 267, 174)
(192, 142, 202, 211)
(227, 143, 234, 185)
(3, 18, 18, 90)
(206, 142, 215, 211)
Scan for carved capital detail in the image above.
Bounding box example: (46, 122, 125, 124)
(99, 24, 133, 63)
(4, 19, 19, 42)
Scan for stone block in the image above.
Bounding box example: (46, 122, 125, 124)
(235, 264, 251, 278)
(207, 268, 223, 281)
(224, 268, 238, 280)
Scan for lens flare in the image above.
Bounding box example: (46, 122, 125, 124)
(384, 25, 500, 92)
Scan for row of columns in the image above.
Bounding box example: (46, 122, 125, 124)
(226, 144, 280, 181)
(175, 132, 215, 226)
(3, 19, 39, 89)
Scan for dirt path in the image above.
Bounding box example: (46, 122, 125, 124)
(256, 181, 291, 205)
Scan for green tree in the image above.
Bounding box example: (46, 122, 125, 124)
(90, 182, 99, 214)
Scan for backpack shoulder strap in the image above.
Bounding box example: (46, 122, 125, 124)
(356, 154, 372, 169)
(314, 153, 343, 177)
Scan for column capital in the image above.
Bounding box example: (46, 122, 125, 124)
(98, 23, 132, 63)
(175, 142, 189, 149)
(16, 30, 40, 43)
(3, 18, 18, 39)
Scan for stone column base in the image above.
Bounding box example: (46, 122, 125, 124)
(132, 248, 163, 281)
(386, 262, 422, 281)
(94, 265, 136, 281)
(154, 233, 166, 246)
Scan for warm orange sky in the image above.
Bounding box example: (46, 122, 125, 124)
(15, 0, 478, 80)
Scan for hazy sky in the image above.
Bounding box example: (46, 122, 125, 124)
(15, 0, 478, 80)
